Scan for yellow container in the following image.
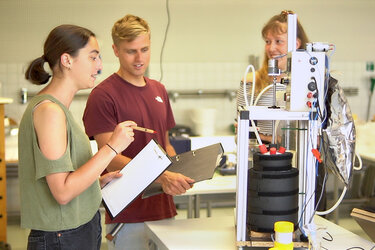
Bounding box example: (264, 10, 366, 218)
(274, 221, 294, 250)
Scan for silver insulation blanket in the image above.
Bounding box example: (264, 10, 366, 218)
(322, 77, 356, 186)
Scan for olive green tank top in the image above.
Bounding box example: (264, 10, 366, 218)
(18, 94, 101, 231)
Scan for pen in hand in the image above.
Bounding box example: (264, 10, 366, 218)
(131, 126, 157, 134)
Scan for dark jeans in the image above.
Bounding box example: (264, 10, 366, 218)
(27, 210, 101, 250)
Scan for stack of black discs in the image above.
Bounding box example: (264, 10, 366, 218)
(247, 151, 299, 232)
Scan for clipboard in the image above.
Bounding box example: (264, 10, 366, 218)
(142, 143, 224, 198)
(351, 207, 375, 242)
(101, 139, 172, 219)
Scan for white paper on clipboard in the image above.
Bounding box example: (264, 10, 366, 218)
(101, 139, 172, 219)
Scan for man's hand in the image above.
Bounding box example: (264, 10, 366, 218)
(157, 171, 195, 196)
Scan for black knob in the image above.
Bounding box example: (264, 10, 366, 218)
(308, 81, 317, 91)
(281, 78, 290, 85)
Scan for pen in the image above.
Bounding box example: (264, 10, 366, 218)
(132, 126, 157, 134)
(105, 223, 124, 241)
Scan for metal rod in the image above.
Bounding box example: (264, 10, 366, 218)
(272, 76, 277, 144)
(20, 88, 238, 103)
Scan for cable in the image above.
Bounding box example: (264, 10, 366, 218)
(250, 82, 284, 145)
(303, 49, 331, 221)
(241, 64, 263, 145)
(305, 52, 329, 222)
(311, 168, 328, 222)
(321, 55, 330, 125)
(159, 0, 170, 82)
(316, 186, 347, 216)
(302, 120, 314, 224)
(250, 119, 262, 145)
(253, 83, 285, 106)
(353, 152, 363, 171)
(303, 50, 329, 125)
(315, 128, 347, 217)
(309, 76, 324, 121)
(298, 121, 316, 232)
(307, 117, 318, 223)
(301, 112, 326, 224)
(298, 187, 316, 234)
(313, 131, 327, 213)
(314, 43, 349, 216)
(242, 64, 256, 106)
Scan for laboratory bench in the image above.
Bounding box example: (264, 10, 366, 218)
(173, 174, 236, 218)
(145, 215, 237, 250)
(145, 214, 375, 250)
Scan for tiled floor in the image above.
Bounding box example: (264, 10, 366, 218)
(5, 204, 372, 250)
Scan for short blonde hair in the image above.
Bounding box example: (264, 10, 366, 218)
(112, 14, 150, 45)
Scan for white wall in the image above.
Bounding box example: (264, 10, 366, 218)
(0, 0, 374, 135)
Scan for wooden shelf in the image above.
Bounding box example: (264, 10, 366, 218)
(0, 98, 13, 243)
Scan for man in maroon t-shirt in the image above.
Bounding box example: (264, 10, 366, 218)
(83, 14, 194, 250)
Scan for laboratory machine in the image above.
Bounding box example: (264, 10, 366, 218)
(235, 13, 355, 249)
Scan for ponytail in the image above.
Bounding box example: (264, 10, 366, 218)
(25, 56, 51, 85)
(25, 24, 95, 86)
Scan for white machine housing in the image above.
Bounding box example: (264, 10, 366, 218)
(286, 51, 326, 112)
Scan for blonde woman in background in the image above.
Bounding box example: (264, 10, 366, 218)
(251, 10, 309, 91)
(237, 10, 309, 143)
(237, 11, 308, 143)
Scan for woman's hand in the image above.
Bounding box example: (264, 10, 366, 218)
(107, 121, 136, 154)
(99, 170, 122, 188)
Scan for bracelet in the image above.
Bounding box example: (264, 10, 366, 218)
(106, 143, 118, 155)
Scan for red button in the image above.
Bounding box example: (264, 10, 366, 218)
(278, 146, 286, 154)
(270, 147, 277, 155)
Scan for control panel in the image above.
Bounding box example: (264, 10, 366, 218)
(284, 51, 326, 112)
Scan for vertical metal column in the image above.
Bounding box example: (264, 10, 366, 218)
(297, 119, 317, 229)
(297, 120, 307, 227)
(287, 14, 297, 53)
(236, 110, 250, 243)
(305, 119, 318, 224)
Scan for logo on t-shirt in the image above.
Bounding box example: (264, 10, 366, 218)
(155, 96, 163, 103)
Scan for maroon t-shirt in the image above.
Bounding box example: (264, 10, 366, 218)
(83, 73, 177, 224)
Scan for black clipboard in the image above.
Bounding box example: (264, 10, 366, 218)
(101, 139, 172, 219)
(142, 143, 224, 198)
